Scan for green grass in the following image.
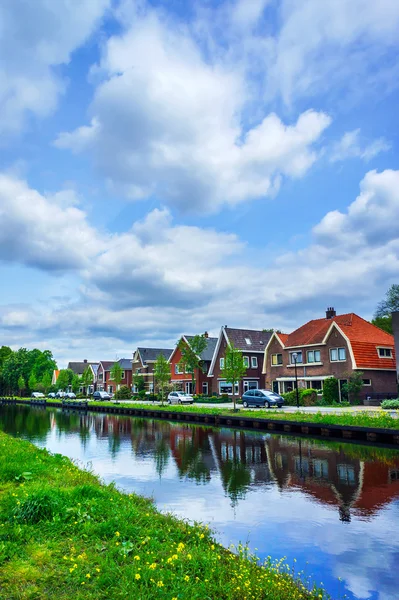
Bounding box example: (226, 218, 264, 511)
(12, 396, 399, 430)
(0, 431, 327, 600)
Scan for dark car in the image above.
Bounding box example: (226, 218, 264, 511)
(93, 391, 111, 401)
(242, 389, 284, 408)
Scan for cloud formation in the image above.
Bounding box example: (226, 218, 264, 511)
(330, 130, 391, 163)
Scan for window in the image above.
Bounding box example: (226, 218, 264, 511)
(243, 356, 249, 368)
(337, 464, 355, 485)
(136, 368, 141, 374)
(108, 385, 113, 393)
(251, 356, 258, 368)
(98, 372, 103, 381)
(219, 381, 239, 395)
(244, 380, 258, 392)
(202, 382, 208, 395)
(362, 379, 371, 386)
(378, 348, 392, 358)
(307, 350, 321, 363)
(330, 347, 346, 362)
(245, 337, 251, 345)
(289, 351, 303, 364)
(271, 353, 283, 366)
(220, 357, 225, 369)
(308, 380, 323, 390)
(121, 371, 125, 379)
(313, 459, 328, 478)
(175, 364, 183, 374)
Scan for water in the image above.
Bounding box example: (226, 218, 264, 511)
(2, 405, 399, 600)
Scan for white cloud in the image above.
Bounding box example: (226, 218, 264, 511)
(0, 174, 99, 271)
(55, 9, 331, 212)
(330, 129, 391, 162)
(0, 0, 109, 135)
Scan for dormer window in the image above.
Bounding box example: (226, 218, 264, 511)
(245, 337, 251, 345)
(378, 348, 392, 358)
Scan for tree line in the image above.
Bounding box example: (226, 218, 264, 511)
(0, 347, 57, 395)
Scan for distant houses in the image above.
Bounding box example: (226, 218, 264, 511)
(60, 307, 397, 401)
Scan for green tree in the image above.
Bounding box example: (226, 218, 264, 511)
(133, 373, 145, 393)
(31, 350, 57, 382)
(375, 284, 399, 318)
(323, 377, 339, 404)
(28, 372, 37, 392)
(81, 366, 94, 395)
(342, 371, 364, 405)
(372, 315, 393, 334)
(71, 374, 80, 394)
(220, 342, 247, 411)
(41, 372, 52, 394)
(56, 369, 74, 391)
(18, 375, 26, 397)
(0, 345, 12, 394)
(178, 334, 207, 394)
(110, 362, 123, 391)
(154, 353, 171, 406)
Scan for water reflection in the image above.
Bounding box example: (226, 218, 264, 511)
(2, 405, 399, 600)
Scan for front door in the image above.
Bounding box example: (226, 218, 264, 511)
(272, 381, 279, 394)
(185, 382, 193, 394)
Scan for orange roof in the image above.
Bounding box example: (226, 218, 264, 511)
(285, 313, 396, 370)
(277, 333, 289, 345)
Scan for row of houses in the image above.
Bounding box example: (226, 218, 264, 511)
(58, 307, 397, 401)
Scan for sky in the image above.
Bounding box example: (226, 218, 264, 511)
(0, 0, 399, 368)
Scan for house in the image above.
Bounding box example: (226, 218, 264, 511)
(51, 370, 60, 386)
(263, 307, 397, 401)
(132, 347, 173, 392)
(169, 332, 218, 395)
(98, 359, 133, 394)
(208, 327, 272, 396)
(67, 359, 95, 377)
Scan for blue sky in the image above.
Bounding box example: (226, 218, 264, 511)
(0, 0, 399, 367)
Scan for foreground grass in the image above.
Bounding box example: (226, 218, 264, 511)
(0, 432, 327, 600)
(11, 396, 399, 430)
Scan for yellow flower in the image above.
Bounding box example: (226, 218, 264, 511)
(149, 563, 157, 570)
(115, 531, 120, 537)
(211, 545, 215, 550)
(134, 555, 140, 561)
(135, 574, 141, 580)
(187, 554, 192, 560)
(157, 581, 164, 588)
(200, 533, 205, 539)
(184, 575, 190, 582)
(96, 568, 100, 573)
(86, 573, 91, 579)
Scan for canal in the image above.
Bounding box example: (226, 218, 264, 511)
(1, 404, 399, 600)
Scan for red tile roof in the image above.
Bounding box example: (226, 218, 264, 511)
(284, 313, 395, 370)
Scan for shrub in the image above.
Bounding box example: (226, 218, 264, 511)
(282, 388, 318, 407)
(381, 399, 399, 410)
(138, 389, 146, 400)
(114, 386, 133, 400)
(322, 377, 339, 404)
(193, 395, 230, 404)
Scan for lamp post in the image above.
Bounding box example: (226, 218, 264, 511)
(292, 352, 300, 409)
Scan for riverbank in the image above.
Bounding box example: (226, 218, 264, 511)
(0, 431, 327, 600)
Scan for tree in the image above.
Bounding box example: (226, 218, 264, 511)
(342, 371, 364, 405)
(71, 374, 80, 394)
(0, 345, 12, 394)
(110, 362, 123, 391)
(154, 353, 171, 406)
(133, 373, 145, 393)
(374, 284, 399, 319)
(28, 372, 37, 392)
(372, 315, 393, 334)
(81, 367, 94, 395)
(31, 349, 57, 383)
(178, 335, 207, 394)
(18, 376, 26, 397)
(41, 372, 52, 394)
(220, 342, 247, 412)
(56, 369, 74, 391)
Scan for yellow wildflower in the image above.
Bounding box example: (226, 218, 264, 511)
(135, 574, 141, 580)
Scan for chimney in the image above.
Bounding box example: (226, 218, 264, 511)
(83, 359, 88, 363)
(326, 307, 336, 320)
(204, 331, 209, 338)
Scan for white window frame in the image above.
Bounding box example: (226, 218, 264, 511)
(251, 356, 258, 368)
(108, 385, 113, 393)
(243, 380, 258, 392)
(378, 347, 392, 358)
(307, 350, 321, 363)
(243, 356, 250, 368)
(218, 381, 239, 395)
(330, 347, 346, 362)
(175, 364, 183, 374)
(289, 351, 303, 364)
(202, 382, 208, 395)
(271, 353, 283, 366)
(220, 357, 225, 369)
(362, 379, 372, 386)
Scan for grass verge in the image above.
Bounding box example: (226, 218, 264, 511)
(0, 431, 327, 600)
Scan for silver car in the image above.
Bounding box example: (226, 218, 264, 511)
(167, 392, 194, 405)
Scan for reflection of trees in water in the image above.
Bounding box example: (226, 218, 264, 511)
(220, 458, 251, 507)
(154, 437, 170, 479)
(175, 429, 212, 484)
(0, 405, 51, 441)
(54, 410, 82, 435)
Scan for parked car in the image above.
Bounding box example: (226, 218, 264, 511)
(55, 391, 66, 399)
(31, 392, 45, 399)
(47, 392, 56, 398)
(167, 392, 194, 405)
(241, 389, 284, 408)
(65, 392, 76, 399)
(93, 391, 111, 401)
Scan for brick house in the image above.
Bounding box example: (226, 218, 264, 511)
(97, 361, 113, 392)
(100, 359, 132, 394)
(132, 347, 173, 392)
(208, 327, 272, 396)
(169, 333, 218, 395)
(263, 308, 397, 401)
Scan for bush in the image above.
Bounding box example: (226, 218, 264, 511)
(114, 386, 133, 400)
(193, 395, 230, 404)
(322, 377, 339, 404)
(381, 399, 399, 410)
(76, 393, 86, 399)
(138, 389, 146, 400)
(282, 388, 318, 407)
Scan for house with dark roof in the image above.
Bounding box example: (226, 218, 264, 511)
(67, 359, 96, 376)
(97, 361, 114, 392)
(169, 333, 218, 395)
(98, 358, 133, 393)
(263, 307, 397, 401)
(208, 327, 272, 396)
(132, 347, 173, 392)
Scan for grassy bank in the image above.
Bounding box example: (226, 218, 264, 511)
(0, 432, 327, 600)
